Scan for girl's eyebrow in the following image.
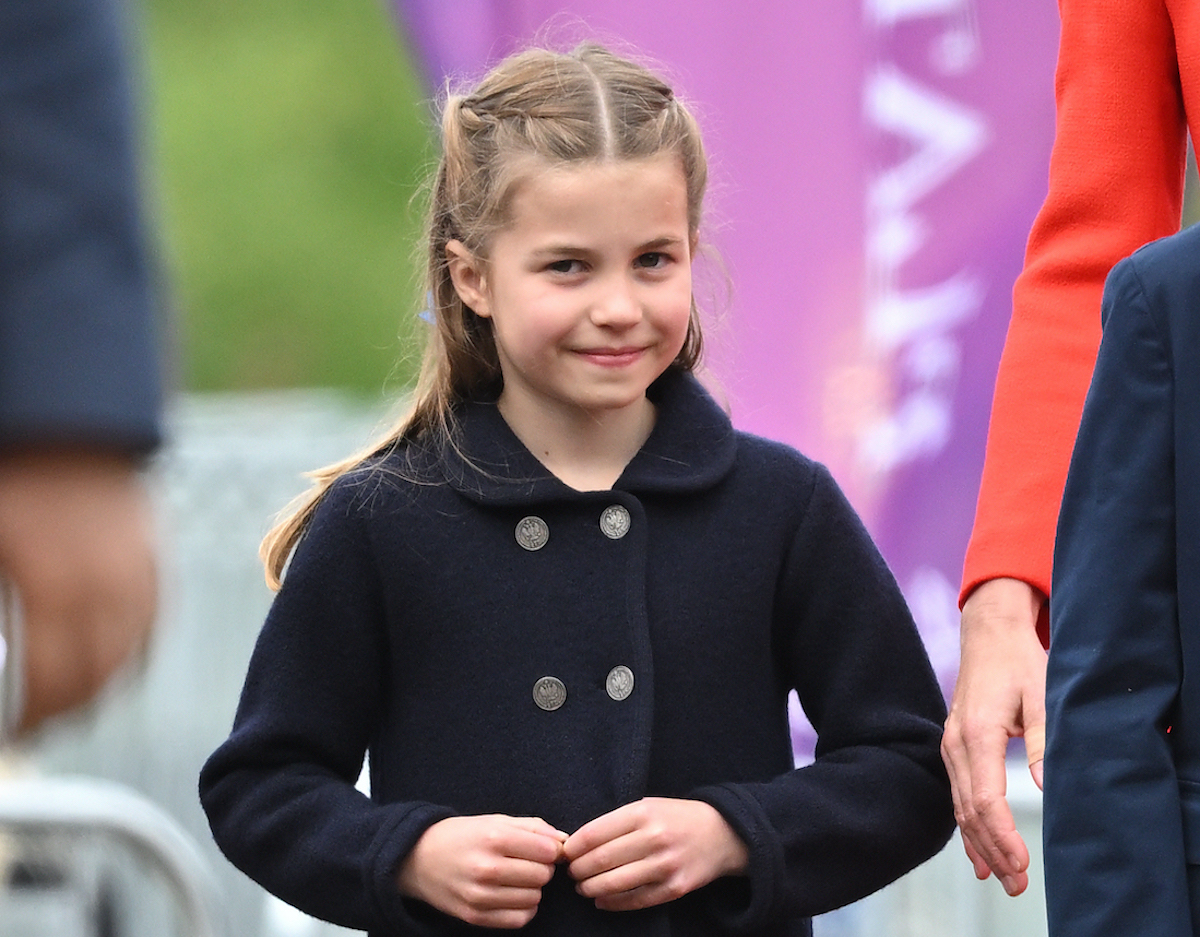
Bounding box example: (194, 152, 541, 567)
(530, 235, 686, 258)
(530, 244, 589, 258)
(639, 235, 687, 252)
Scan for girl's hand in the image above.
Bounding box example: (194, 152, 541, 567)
(562, 797, 748, 911)
(396, 815, 567, 929)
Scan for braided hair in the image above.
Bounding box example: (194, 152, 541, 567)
(261, 43, 710, 587)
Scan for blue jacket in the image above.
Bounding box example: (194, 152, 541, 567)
(0, 0, 162, 452)
(1048, 222, 1200, 936)
(200, 370, 953, 936)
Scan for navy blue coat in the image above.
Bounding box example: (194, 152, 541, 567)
(0, 0, 162, 452)
(200, 371, 953, 936)
(1048, 222, 1200, 936)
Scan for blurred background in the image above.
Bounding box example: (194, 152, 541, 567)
(5, 1, 1199, 935)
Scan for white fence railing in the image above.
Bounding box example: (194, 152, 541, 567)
(0, 776, 225, 937)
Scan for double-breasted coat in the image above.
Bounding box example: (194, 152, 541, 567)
(200, 370, 953, 936)
(1048, 222, 1200, 935)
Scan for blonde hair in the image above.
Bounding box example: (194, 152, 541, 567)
(261, 42, 710, 588)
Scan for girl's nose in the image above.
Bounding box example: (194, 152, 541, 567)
(591, 277, 642, 326)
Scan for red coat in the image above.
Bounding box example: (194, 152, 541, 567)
(962, 0, 1200, 636)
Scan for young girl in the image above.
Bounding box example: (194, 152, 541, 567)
(200, 43, 953, 937)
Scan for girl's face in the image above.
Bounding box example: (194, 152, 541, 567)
(447, 155, 694, 433)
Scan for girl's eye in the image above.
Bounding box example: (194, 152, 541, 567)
(547, 259, 583, 275)
(635, 252, 669, 269)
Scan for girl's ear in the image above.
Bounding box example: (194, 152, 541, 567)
(445, 240, 491, 318)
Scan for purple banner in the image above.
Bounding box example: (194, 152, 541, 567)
(391, 1, 1059, 708)
(860, 4, 1058, 694)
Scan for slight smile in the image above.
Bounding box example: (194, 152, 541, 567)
(574, 347, 648, 367)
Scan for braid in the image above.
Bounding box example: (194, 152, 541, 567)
(260, 41, 710, 588)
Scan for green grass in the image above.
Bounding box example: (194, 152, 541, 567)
(139, 0, 435, 395)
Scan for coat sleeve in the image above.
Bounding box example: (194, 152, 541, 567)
(199, 478, 455, 934)
(695, 464, 954, 926)
(0, 0, 163, 453)
(962, 0, 1185, 618)
(1044, 255, 1191, 936)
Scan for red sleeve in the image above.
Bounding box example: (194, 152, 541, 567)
(961, 0, 1187, 637)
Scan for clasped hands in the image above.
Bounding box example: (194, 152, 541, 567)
(397, 797, 749, 929)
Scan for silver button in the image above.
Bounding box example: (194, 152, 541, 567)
(599, 505, 631, 539)
(515, 516, 550, 551)
(605, 665, 634, 701)
(533, 676, 567, 711)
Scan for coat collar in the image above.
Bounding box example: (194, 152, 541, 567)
(435, 370, 738, 506)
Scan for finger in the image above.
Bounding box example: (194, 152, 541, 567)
(465, 878, 549, 907)
(962, 774, 1025, 872)
(573, 855, 663, 900)
(583, 866, 696, 912)
(941, 703, 982, 819)
(963, 798, 1030, 896)
(1025, 724, 1046, 789)
(489, 819, 569, 864)
(949, 722, 1030, 876)
(962, 822, 1030, 897)
(507, 816, 569, 841)
(476, 856, 558, 891)
(591, 882, 668, 913)
(941, 728, 969, 835)
(468, 909, 538, 930)
(1000, 868, 1030, 898)
(567, 833, 650, 887)
(502, 831, 567, 865)
(960, 831, 992, 881)
(455, 894, 543, 931)
(563, 804, 640, 861)
(942, 750, 990, 883)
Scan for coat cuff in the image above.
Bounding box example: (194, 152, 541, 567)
(364, 801, 458, 934)
(691, 783, 786, 932)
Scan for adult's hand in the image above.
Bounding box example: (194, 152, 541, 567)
(397, 814, 567, 929)
(942, 576, 1047, 896)
(0, 447, 157, 736)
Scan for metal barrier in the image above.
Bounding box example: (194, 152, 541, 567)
(0, 418, 227, 936)
(0, 774, 225, 937)
(12, 392, 382, 937)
